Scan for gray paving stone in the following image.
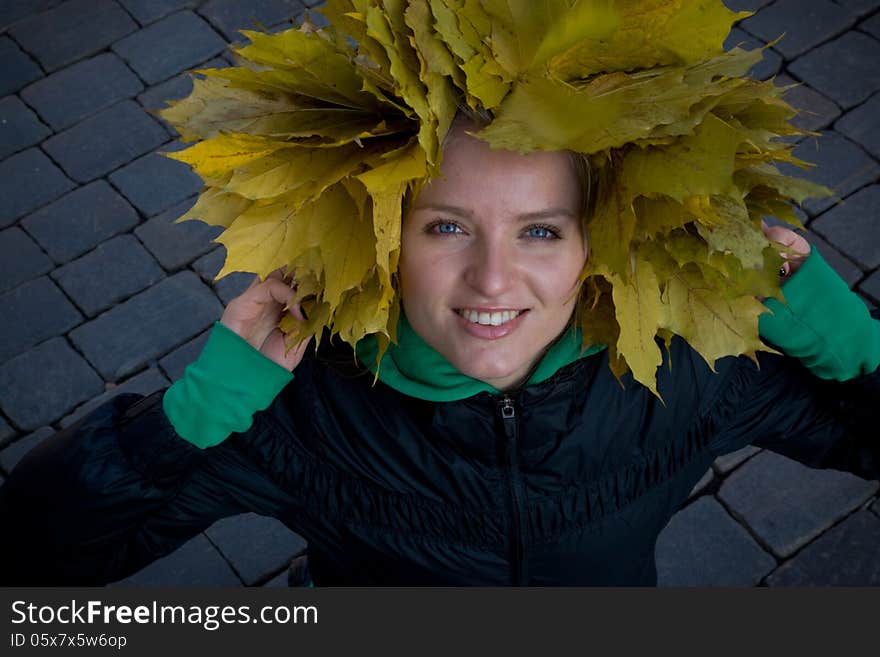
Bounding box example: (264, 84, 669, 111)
(741, 0, 854, 60)
(109, 533, 241, 586)
(191, 245, 231, 281)
(811, 185, 880, 270)
(0, 416, 16, 450)
(137, 56, 229, 136)
(109, 151, 204, 217)
(42, 100, 167, 183)
(713, 445, 761, 475)
(59, 367, 169, 428)
(119, 0, 200, 25)
(0, 277, 83, 365)
(0, 0, 65, 31)
(766, 510, 880, 585)
(158, 328, 211, 381)
(835, 92, 880, 160)
(835, 0, 880, 18)
(199, 0, 307, 41)
(20, 181, 140, 264)
(205, 513, 307, 585)
(138, 72, 199, 113)
(136, 197, 222, 270)
(656, 497, 776, 587)
(8, 0, 138, 72)
(718, 450, 879, 558)
(776, 76, 842, 133)
(723, 0, 776, 10)
(138, 56, 230, 109)
(262, 570, 289, 587)
(216, 272, 255, 305)
(68, 271, 223, 380)
(779, 132, 880, 216)
(861, 13, 880, 39)
(804, 231, 865, 286)
(51, 234, 166, 317)
(113, 11, 228, 86)
(0, 37, 42, 98)
(788, 31, 880, 109)
(0, 427, 55, 475)
(192, 247, 255, 304)
(20, 53, 144, 132)
(859, 268, 880, 304)
(0, 226, 53, 295)
(0, 338, 103, 431)
(724, 27, 783, 80)
(0, 148, 75, 228)
(0, 96, 50, 160)
(688, 468, 714, 499)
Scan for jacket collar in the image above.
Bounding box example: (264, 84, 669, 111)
(355, 312, 605, 402)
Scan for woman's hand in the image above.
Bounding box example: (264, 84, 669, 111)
(220, 268, 311, 371)
(761, 220, 811, 280)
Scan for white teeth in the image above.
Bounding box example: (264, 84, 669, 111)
(458, 309, 521, 326)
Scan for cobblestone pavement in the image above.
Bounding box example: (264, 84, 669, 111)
(1, 0, 879, 587)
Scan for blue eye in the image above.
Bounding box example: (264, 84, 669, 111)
(526, 225, 558, 239)
(430, 221, 463, 235)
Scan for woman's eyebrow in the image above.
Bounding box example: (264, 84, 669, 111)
(516, 209, 578, 222)
(413, 204, 576, 221)
(412, 203, 473, 218)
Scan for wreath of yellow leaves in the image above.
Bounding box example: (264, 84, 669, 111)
(159, 0, 829, 395)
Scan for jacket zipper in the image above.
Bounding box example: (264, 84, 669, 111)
(498, 393, 527, 586)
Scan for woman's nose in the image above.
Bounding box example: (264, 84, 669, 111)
(463, 238, 515, 297)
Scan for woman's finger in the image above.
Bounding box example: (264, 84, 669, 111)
(760, 221, 811, 280)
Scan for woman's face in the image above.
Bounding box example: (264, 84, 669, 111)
(399, 124, 587, 391)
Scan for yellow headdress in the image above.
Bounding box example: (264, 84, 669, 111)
(160, 0, 827, 394)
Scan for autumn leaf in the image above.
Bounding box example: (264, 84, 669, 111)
(478, 47, 761, 154)
(610, 259, 665, 397)
(693, 196, 767, 269)
(661, 263, 773, 370)
(175, 188, 253, 229)
(164, 132, 290, 181)
(548, 0, 748, 80)
(224, 142, 375, 203)
(620, 113, 741, 202)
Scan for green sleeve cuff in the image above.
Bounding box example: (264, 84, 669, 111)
(162, 321, 295, 449)
(759, 248, 880, 381)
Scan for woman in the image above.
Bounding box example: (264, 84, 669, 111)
(1, 113, 878, 586)
(3, 0, 880, 585)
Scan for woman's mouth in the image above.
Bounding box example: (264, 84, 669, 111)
(453, 308, 529, 340)
(455, 308, 523, 326)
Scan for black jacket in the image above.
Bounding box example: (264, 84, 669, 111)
(1, 325, 878, 586)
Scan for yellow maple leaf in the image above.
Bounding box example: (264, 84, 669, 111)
(610, 258, 665, 397)
(224, 142, 376, 203)
(478, 47, 761, 154)
(621, 113, 741, 202)
(174, 188, 252, 229)
(548, 0, 748, 80)
(165, 132, 290, 182)
(662, 263, 774, 371)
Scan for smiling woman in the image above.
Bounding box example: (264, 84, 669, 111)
(2, 1, 880, 587)
(400, 119, 587, 390)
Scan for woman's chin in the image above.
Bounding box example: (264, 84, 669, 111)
(454, 357, 527, 391)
